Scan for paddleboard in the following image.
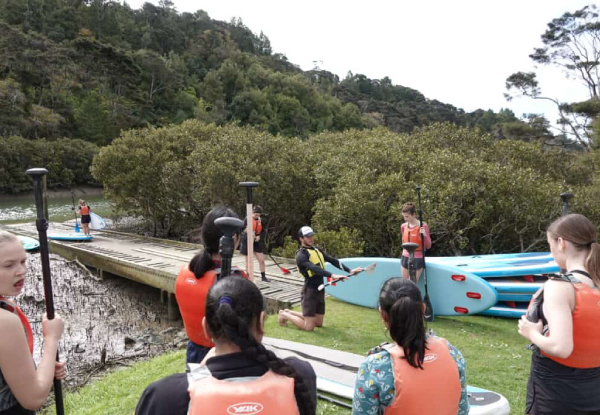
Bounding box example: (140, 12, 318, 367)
(48, 233, 93, 241)
(488, 277, 544, 302)
(18, 235, 39, 251)
(324, 258, 498, 316)
(480, 301, 529, 318)
(427, 255, 559, 278)
(430, 252, 552, 263)
(263, 337, 510, 415)
(89, 212, 106, 230)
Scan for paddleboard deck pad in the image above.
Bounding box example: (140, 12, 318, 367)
(18, 235, 39, 251)
(48, 233, 93, 241)
(325, 257, 497, 316)
(263, 337, 510, 414)
(89, 212, 106, 230)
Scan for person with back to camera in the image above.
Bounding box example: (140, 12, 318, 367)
(240, 205, 270, 282)
(277, 226, 363, 331)
(400, 202, 431, 281)
(135, 276, 317, 415)
(518, 214, 600, 415)
(352, 278, 469, 415)
(175, 205, 248, 364)
(0, 231, 66, 415)
(77, 199, 92, 236)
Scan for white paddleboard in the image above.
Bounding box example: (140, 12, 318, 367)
(263, 337, 510, 415)
(89, 212, 106, 230)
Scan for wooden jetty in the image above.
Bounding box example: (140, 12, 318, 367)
(2, 222, 304, 319)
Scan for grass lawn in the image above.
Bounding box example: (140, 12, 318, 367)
(43, 298, 530, 414)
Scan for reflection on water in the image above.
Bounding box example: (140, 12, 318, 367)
(0, 193, 113, 224)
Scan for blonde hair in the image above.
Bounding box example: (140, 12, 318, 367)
(0, 231, 18, 245)
(79, 199, 86, 205)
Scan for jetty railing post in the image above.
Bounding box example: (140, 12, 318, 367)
(239, 182, 259, 282)
(25, 168, 64, 415)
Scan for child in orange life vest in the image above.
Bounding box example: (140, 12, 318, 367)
(0, 231, 66, 415)
(519, 214, 600, 414)
(353, 278, 469, 415)
(135, 277, 317, 415)
(400, 202, 431, 281)
(176, 205, 249, 364)
(77, 199, 92, 236)
(240, 205, 269, 282)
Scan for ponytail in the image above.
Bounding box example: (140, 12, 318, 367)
(206, 278, 315, 415)
(586, 241, 600, 288)
(189, 250, 214, 279)
(379, 278, 427, 369)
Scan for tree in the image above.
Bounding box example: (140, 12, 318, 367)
(505, 5, 600, 150)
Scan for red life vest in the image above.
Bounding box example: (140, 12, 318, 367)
(253, 218, 262, 235)
(542, 281, 600, 368)
(384, 338, 461, 415)
(188, 370, 299, 415)
(402, 224, 423, 251)
(175, 266, 248, 347)
(0, 297, 33, 355)
(80, 205, 90, 215)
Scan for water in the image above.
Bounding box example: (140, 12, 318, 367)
(0, 191, 113, 224)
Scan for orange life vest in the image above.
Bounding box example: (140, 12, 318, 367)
(0, 297, 33, 355)
(175, 266, 248, 347)
(253, 218, 262, 235)
(402, 224, 423, 251)
(80, 205, 90, 215)
(384, 338, 461, 415)
(542, 281, 600, 368)
(188, 370, 299, 415)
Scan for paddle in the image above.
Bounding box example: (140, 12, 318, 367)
(416, 185, 434, 322)
(71, 190, 80, 233)
(215, 217, 244, 280)
(267, 251, 291, 274)
(26, 168, 65, 415)
(240, 182, 258, 281)
(317, 263, 377, 291)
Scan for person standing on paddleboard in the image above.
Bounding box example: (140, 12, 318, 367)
(400, 202, 431, 281)
(353, 278, 469, 415)
(135, 277, 317, 415)
(0, 231, 67, 415)
(519, 214, 600, 415)
(240, 205, 269, 282)
(278, 226, 362, 331)
(77, 199, 92, 236)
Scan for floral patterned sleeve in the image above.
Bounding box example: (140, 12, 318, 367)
(445, 339, 469, 415)
(352, 350, 395, 414)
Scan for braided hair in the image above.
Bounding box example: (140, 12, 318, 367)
(379, 278, 427, 369)
(189, 205, 239, 279)
(205, 277, 315, 415)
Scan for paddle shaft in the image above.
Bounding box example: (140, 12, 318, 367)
(318, 263, 375, 291)
(26, 168, 65, 415)
(416, 186, 434, 322)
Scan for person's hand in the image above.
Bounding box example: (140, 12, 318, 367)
(331, 274, 348, 282)
(54, 361, 67, 380)
(420, 227, 426, 235)
(349, 267, 363, 275)
(518, 315, 543, 341)
(255, 236, 260, 242)
(42, 313, 64, 342)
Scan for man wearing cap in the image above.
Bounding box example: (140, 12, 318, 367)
(278, 226, 362, 331)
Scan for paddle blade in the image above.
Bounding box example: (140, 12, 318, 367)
(364, 263, 377, 274)
(424, 296, 434, 322)
(317, 283, 325, 291)
(75, 222, 80, 233)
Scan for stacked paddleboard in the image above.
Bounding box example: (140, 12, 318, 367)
(263, 337, 510, 414)
(428, 253, 559, 318)
(18, 235, 39, 251)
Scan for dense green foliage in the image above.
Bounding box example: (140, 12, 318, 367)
(92, 120, 600, 255)
(0, 136, 98, 193)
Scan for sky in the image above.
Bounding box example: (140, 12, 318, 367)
(127, 0, 594, 126)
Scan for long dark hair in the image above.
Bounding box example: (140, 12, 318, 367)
(547, 213, 600, 287)
(189, 205, 239, 279)
(379, 278, 427, 369)
(205, 277, 314, 415)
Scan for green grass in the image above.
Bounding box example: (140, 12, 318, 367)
(44, 298, 530, 414)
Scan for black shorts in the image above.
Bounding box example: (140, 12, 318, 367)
(401, 256, 425, 270)
(240, 240, 264, 255)
(81, 214, 91, 224)
(301, 286, 325, 317)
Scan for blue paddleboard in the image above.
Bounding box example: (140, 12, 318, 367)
(481, 301, 529, 318)
(48, 233, 93, 241)
(89, 212, 106, 230)
(427, 255, 559, 278)
(488, 277, 544, 302)
(325, 258, 498, 316)
(18, 235, 39, 251)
